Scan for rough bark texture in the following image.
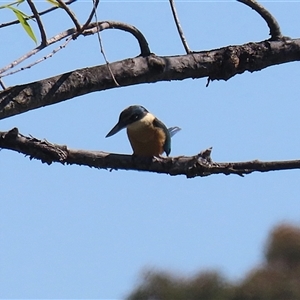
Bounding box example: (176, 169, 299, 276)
(1, 38, 299, 120)
(1, 128, 300, 178)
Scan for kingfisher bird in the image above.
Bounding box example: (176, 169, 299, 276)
(105, 105, 180, 157)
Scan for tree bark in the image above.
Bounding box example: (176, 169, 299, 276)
(1, 38, 299, 120)
(1, 128, 300, 178)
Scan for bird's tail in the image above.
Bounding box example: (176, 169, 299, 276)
(168, 126, 181, 138)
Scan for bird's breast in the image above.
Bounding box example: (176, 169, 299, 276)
(126, 114, 166, 156)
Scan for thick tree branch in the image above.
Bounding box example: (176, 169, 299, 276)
(1, 128, 300, 178)
(238, 0, 282, 40)
(1, 38, 299, 120)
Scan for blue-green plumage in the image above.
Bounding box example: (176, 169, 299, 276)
(106, 105, 180, 156)
(152, 117, 171, 156)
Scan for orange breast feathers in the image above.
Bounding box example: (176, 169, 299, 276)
(126, 113, 166, 156)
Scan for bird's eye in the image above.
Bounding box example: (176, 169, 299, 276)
(130, 114, 139, 121)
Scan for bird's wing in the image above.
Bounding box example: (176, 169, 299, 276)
(153, 117, 171, 156)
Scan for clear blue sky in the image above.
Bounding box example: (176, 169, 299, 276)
(1, 1, 300, 299)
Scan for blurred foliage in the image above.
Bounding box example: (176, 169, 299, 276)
(127, 270, 233, 300)
(265, 223, 300, 269)
(127, 223, 300, 300)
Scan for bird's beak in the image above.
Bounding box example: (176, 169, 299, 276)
(105, 122, 124, 138)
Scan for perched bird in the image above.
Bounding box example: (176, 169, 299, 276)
(106, 105, 180, 157)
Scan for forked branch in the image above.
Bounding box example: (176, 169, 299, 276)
(0, 21, 150, 77)
(56, 0, 81, 31)
(75, 0, 100, 36)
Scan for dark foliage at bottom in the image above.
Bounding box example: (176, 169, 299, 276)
(127, 224, 300, 300)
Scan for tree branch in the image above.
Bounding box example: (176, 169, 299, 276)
(93, 8, 120, 86)
(3, 37, 73, 78)
(0, 27, 77, 75)
(237, 0, 282, 40)
(1, 38, 299, 120)
(1, 128, 300, 178)
(83, 21, 151, 57)
(74, 0, 100, 37)
(0, 21, 150, 76)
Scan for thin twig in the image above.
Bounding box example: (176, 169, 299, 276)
(237, 0, 282, 40)
(0, 79, 6, 89)
(0, 0, 77, 29)
(0, 21, 151, 76)
(169, 0, 191, 54)
(26, 0, 47, 46)
(76, 0, 100, 36)
(1, 37, 73, 78)
(93, 2, 119, 87)
(0, 27, 77, 75)
(56, 0, 81, 32)
(72, 0, 99, 39)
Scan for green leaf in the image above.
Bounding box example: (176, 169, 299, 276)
(7, 6, 37, 44)
(46, 0, 59, 7)
(16, 0, 25, 6)
(0, 0, 24, 9)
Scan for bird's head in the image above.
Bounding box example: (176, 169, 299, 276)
(106, 105, 148, 137)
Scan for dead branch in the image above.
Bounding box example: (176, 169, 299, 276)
(238, 0, 282, 40)
(169, 0, 191, 54)
(83, 21, 151, 57)
(0, 21, 150, 77)
(1, 128, 300, 178)
(1, 38, 299, 120)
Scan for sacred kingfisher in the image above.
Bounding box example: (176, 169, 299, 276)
(105, 105, 180, 157)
